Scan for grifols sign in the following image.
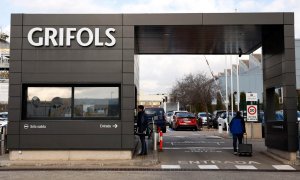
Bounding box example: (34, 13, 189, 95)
(27, 27, 116, 47)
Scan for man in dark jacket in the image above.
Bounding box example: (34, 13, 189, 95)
(137, 105, 147, 155)
(229, 111, 246, 155)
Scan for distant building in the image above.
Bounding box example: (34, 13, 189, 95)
(0, 32, 9, 107)
(217, 53, 263, 102)
(138, 92, 168, 108)
(217, 39, 300, 105)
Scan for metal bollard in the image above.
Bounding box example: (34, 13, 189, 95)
(152, 117, 157, 151)
(218, 123, 223, 134)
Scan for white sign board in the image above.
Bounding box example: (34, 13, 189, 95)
(246, 93, 257, 101)
(247, 105, 258, 122)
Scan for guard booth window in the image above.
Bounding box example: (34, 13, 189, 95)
(74, 87, 119, 118)
(24, 85, 120, 120)
(27, 87, 72, 118)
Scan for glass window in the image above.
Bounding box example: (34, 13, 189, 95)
(27, 87, 72, 118)
(25, 85, 120, 120)
(74, 87, 119, 118)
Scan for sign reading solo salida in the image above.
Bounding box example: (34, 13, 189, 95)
(27, 27, 116, 47)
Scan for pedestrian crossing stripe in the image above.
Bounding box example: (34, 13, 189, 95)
(235, 165, 257, 170)
(161, 164, 296, 170)
(272, 165, 295, 170)
(161, 165, 181, 169)
(198, 165, 219, 169)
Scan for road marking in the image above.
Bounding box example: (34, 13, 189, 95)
(184, 149, 222, 153)
(198, 165, 219, 169)
(206, 136, 223, 139)
(165, 141, 225, 145)
(235, 165, 257, 170)
(178, 160, 261, 165)
(173, 136, 185, 138)
(161, 165, 181, 169)
(163, 147, 232, 150)
(272, 165, 295, 170)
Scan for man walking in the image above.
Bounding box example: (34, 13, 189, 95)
(229, 111, 246, 155)
(137, 105, 147, 155)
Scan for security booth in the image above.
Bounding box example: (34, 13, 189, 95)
(8, 13, 298, 161)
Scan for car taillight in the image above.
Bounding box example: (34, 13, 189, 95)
(191, 119, 196, 123)
(178, 118, 184, 123)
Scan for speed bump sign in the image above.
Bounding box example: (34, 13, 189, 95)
(247, 105, 258, 122)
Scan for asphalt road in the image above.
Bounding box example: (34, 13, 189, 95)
(157, 127, 299, 171)
(1, 127, 299, 180)
(0, 171, 299, 180)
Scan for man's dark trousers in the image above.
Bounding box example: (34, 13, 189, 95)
(139, 134, 147, 155)
(232, 133, 243, 152)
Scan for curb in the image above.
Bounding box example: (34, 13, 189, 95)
(0, 137, 160, 169)
(260, 151, 300, 166)
(0, 158, 160, 169)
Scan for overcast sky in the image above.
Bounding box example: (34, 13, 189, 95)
(1, 0, 300, 94)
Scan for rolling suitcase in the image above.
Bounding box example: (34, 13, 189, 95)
(238, 133, 252, 156)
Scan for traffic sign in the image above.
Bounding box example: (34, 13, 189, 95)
(246, 93, 257, 101)
(247, 105, 257, 121)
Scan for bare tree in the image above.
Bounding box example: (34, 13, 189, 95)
(170, 72, 217, 113)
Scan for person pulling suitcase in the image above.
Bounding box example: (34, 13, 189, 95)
(229, 111, 246, 155)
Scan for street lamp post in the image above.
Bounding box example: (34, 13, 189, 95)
(237, 56, 240, 112)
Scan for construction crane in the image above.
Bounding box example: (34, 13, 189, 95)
(203, 55, 225, 104)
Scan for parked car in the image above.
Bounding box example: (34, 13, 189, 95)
(170, 111, 188, 129)
(217, 112, 236, 130)
(0, 112, 8, 133)
(144, 108, 167, 133)
(0, 119, 7, 130)
(209, 110, 226, 128)
(260, 110, 300, 138)
(197, 112, 211, 125)
(165, 111, 173, 126)
(0, 112, 8, 120)
(172, 112, 198, 131)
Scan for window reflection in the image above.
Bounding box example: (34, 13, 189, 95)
(27, 87, 72, 118)
(74, 87, 119, 118)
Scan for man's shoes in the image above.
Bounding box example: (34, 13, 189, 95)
(234, 152, 238, 155)
(138, 152, 147, 156)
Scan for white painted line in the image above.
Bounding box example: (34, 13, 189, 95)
(272, 165, 295, 170)
(235, 165, 257, 170)
(163, 147, 233, 150)
(198, 165, 219, 169)
(161, 165, 181, 169)
(206, 136, 223, 139)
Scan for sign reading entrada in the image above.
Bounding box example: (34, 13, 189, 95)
(27, 27, 116, 47)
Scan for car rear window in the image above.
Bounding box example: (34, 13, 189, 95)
(167, 112, 173, 116)
(145, 108, 164, 116)
(199, 113, 206, 117)
(177, 113, 195, 118)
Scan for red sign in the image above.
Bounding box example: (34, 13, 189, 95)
(247, 105, 257, 115)
(247, 105, 258, 122)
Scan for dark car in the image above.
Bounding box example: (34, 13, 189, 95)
(144, 108, 167, 133)
(209, 110, 226, 128)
